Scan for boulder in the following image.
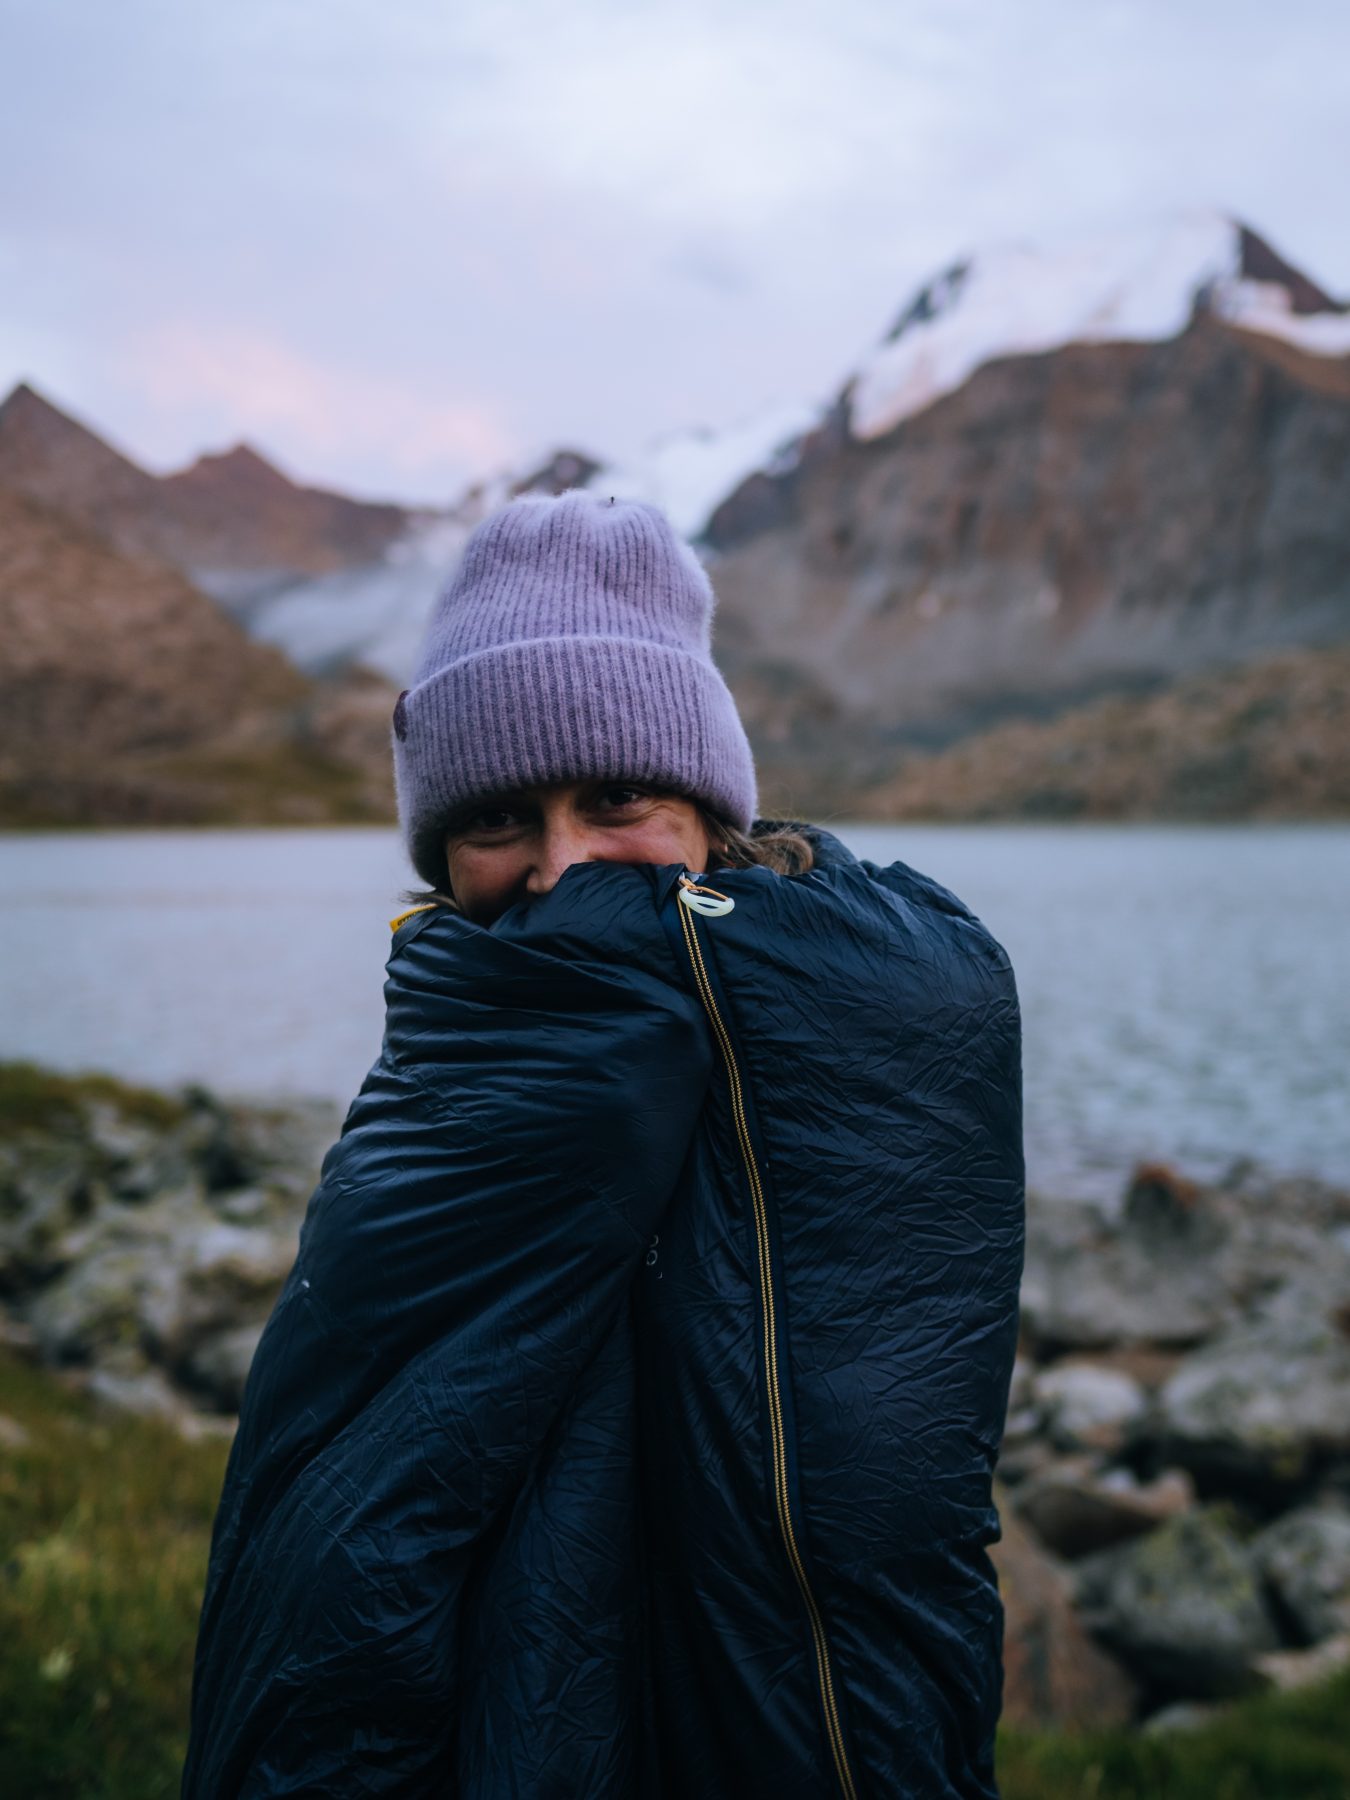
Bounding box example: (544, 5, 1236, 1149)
(1076, 1507, 1280, 1699)
(999, 1355, 1043, 1467)
(995, 1435, 1060, 1489)
(1020, 1166, 1350, 1355)
(1034, 1362, 1147, 1452)
(990, 1488, 1137, 1729)
(24, 1189, 296, 1370)
(1020, 1182, 1234, 1352)
(0, 1078, 323, 1418)
(0, 1138, 102, 1287)
(81, 1357, 236, 1440)
(187, 1322, 266, 1411)
(1253, 1634, 1350, 1693)
(1017, 1458, 1194, 1559)
(85, 1360, 193, 1423)
(1006, 1354, 1035, 1417)
(0, 1412, 31, 1449)
(1252, 1505, 1350, 1644)
(203, 1097, 337, 1202)
(136, 1207, 296, 1361)
(1142, 1699, 1223, 1736)
(83, 1099, 194, 1201)
(1121, 1164, 1224, 1255)
(212, 1186, 272, 1223)
(1154, 1285, 1350, 1496)
(26, 1226, 181, 1362)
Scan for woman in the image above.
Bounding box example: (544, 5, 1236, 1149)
(184, 492, 1024, 1799)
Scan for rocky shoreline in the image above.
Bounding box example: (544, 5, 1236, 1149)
(0, 1068, 338, 1426)
(1, 1065, 1347, 1733)
(998, 1158, 1350, 1731)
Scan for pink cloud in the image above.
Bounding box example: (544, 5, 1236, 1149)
(122, 319, 517, 490)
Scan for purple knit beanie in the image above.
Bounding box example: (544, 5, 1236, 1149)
(393, 490, 757, 886)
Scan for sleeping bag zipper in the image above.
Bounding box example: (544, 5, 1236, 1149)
(673, 875, 860, 1800)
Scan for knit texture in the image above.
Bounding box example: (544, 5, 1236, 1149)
(393, 490, 757, 885)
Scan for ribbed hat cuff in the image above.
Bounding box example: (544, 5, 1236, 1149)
(394, 636, 757, 887)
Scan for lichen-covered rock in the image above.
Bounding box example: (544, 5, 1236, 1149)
(1019, 1183, 1234, 1352)
(1155, 1286, 1350, 1495)
(0, 1072, 328, 1416)
(1076, 1507, 1280, 1699)
(0, 1139, 102, 1286)
(989, 1487, 1138, 1728)
(1005, 1354, 1035, 1417)
(1253, 1505, 1350, 1645)
(0, 1411, 31, 1449)
(1034, 1362, 1148, 1452)
(1020, 1166, 1350, 1355)
(84, 1099, 195, 1201)
(24, 1189, 297, 1369)
(1253, 1634, 1350, 1693)
(85, 1361, 195, 1423)
(26, 1227, 181, 1362)
(1017, 1458, 1194, 1559)
(1142, 1699, 1222, 1736)
(206, 1098, 339, 1202)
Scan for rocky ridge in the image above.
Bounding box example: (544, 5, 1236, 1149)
(1, 1065, 1347, 1730)
(707, 319, 1350, 778)
(0, 382, 412, 583)
(4, 215, 1349, 824)
(850, 642, 1350, 822)
(0, 487, 397, 827)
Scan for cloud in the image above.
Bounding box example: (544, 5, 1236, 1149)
(663, 237, 757, 298)
(2, 0, 1347, 498)
(119, 320, 517, 499)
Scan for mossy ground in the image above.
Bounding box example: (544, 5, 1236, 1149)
(998, 1680, 1350, 1800)
(1, 1347, 1347, 1798)
(0, 1061, 186, 1141)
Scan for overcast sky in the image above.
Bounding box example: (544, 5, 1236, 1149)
(3, 0, 1347, 504)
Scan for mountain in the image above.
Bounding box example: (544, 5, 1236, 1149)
(840, 214, 1348, 448)
(0, 382, 162, 539)
(4, 210, 1348, 824)
(156, 441, 412, 582)
(590, 400, 823, 539)
(853, 643, 1350, 822)
(0, 487, 394, 826)
(696, 214, 1350, 796)
(0, 383, 414, 590)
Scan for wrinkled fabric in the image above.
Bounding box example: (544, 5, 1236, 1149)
(183, 831, 1024, 1799)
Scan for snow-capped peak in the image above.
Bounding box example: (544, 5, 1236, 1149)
(583, 399, 824, 540)
(848, 212, 1350, 443)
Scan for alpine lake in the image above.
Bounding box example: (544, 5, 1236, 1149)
(1, 822, 1347, 1204)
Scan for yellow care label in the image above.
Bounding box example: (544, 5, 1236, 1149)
(389, 903, 438, 933)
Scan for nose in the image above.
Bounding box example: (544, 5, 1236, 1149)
(525, 817, 597, 897)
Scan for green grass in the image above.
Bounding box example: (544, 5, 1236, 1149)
(1, 1347, 1348, 1797)
(0, 1062, 185, 1141)
(0, 1351, 229, 1799)
(999, 1678, 1350, 1799)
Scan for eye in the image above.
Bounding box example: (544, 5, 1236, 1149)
(450, 802, 525, 838)
(595, 784, 649, 812)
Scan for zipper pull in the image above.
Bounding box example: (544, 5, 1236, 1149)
(678, 874, 735, 917)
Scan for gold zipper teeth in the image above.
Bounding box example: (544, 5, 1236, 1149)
(677, 902, 859, 1800)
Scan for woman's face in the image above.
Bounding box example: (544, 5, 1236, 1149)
(444, 779, 718, 926)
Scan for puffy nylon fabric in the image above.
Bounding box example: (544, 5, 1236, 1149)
(637, 836, 1024, 1798)
(183, 836, 1024, 1799)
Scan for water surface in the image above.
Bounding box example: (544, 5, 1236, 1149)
(1, 824, 1346, 1202)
